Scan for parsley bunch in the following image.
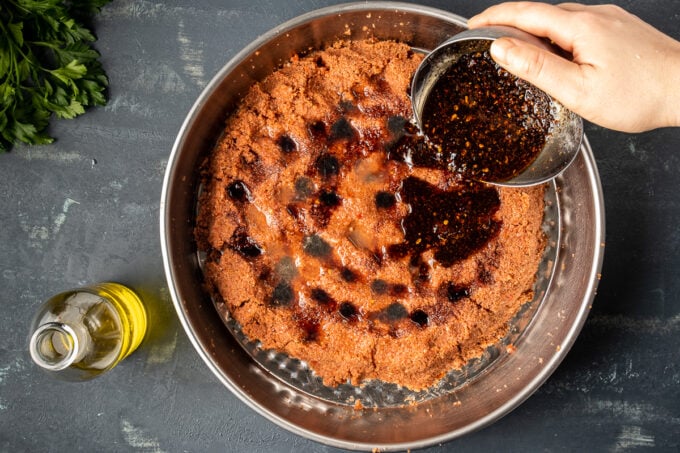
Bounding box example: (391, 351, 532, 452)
(0, 0, 111, 152)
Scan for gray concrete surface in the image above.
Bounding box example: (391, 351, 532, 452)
(1, 0, 679, 451)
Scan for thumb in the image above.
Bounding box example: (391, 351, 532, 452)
(490, 37, 583, 109)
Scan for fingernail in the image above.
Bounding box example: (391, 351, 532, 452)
(490, 38, 514, 65)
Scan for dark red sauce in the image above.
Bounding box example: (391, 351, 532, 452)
(420, 48, 555, 182)
(388, 176, 501, 268)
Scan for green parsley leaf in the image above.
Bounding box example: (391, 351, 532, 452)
(0, 0, 111, 153)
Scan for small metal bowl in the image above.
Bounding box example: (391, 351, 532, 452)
(411, 26, 584, 186)
(161, 2, 604, 450)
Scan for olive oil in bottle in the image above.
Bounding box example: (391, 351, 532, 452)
(28, 282, 147, 380)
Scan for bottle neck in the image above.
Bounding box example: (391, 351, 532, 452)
(29, 322, 80, 371)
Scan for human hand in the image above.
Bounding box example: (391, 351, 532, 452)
(468, 2, 680, 132)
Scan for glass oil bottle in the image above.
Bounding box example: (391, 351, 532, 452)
(28, 282, 147, 380)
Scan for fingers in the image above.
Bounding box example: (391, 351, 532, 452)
(468, 2, 570, 29)
(468, 2, 579, 52)
(489, 37, 586, 111)
(555, 3, 589, 11)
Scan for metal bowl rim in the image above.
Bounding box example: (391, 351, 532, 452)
(160, 2, 606, 450)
